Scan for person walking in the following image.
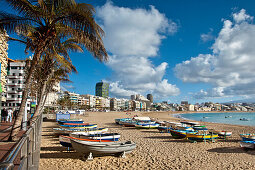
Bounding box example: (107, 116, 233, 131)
(2, 108, 7, 122)
(7, 108, 13, 123)
(1, 108, 7, 122)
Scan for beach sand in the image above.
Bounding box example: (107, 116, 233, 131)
(39, 111, 255, 170)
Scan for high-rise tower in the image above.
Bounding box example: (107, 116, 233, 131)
(95, 81, 109, 98)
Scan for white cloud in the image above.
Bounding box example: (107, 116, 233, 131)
(200, 28, 214, 42)
(96, 2, 179, 99)
(175, 9, 255, 99)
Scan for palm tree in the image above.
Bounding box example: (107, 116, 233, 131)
(0, 0, 107, 141)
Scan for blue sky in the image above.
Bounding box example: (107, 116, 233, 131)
(2, 0, 255, 104)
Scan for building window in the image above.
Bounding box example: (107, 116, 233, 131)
(11, 66, 17, 69)
(12, 103, 15, 106)
(18, 95, 22, 98)
(12, 88, 14, 91)
(19, 73, 22, 76)
(18, 81, 21, 84)
(9, 103, 12, 106)
(12, 95, 15, 98)
(12, 73, 15, 76)
(17, 103, 21, 106)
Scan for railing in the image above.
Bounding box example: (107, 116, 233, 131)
(0, 113, 43, 170)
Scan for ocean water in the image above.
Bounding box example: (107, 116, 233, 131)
(177, 112, 255, 126)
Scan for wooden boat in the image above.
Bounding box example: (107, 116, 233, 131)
(59, 135, 113, 148)
(70, 132, 121, 141)
(240, 118, 249, 121)
(70, 137, 136, 160)
(180, 121, 199, 126)
(120, 120, 137, 127)
(157, 126, 172, 133)
(240, 140, 255, 149)
(53, 127, 108, 136)
(240, 134, 255, 141)
(135, 123, 159, 129)
(175, 126, 194, 131)
(170, 129, 197, 139)
(115, 118, 132, 125)
(213, 130, 232, 137)
(186, 133, 218, 142)
(58, 119, 84, 125)
(59, 124, 97, 129)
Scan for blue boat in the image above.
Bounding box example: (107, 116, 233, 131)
(240, 140, 255, 149)
(157, 126, 173, 133)
(115, 118, 132, 125)
(58, 119, 84, 125)
(59, 124, 97, 129)
(240, 134, 255, 141)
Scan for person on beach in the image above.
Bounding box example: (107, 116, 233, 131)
(7, 108, 13, 123)
(1, 108, 7, 122)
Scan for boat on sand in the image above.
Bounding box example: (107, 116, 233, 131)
(70, 136, 136, 160)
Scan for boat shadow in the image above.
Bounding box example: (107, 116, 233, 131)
(40, 151, 79, 159)
(207, 146, 255, 155)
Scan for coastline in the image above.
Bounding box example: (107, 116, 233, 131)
(39, 111, 255, 169)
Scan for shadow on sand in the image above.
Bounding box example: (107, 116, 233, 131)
(207, 146, 255, 155)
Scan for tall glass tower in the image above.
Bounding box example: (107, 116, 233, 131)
(95, 82, 109, 98)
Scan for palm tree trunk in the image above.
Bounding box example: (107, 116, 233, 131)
(9, 51, 41, 141)
(32, 69, 54, 121)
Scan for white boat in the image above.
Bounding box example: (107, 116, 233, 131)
(213, 130, 232, 137)
(240, 141, 255, 149)
(70, 132, 121, 141)
(70, 137, 136, 160)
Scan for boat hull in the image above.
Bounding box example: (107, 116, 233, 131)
(170, 130, 196, 139)
(70, 138, 136, 156)
(186, 134, 218, 142)
(240, 141, 255, 149)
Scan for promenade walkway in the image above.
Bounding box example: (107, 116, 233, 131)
(0, 121, 25, 168)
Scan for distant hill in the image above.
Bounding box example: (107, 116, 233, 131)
(224, 98, 255, 104)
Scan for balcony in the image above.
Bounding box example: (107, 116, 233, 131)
(8, 75, 24, 79)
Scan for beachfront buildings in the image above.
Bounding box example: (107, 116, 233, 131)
(2, 59, 31, 112)
(0, 30, 8, 103)
(95, 81, 109, 98)
(44, 82, 61, 110)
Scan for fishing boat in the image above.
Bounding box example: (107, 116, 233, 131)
(135, 122, 159, 129)
(240, 134, 255, 141)
(70, 137, 136, 160)
(169, 129, 197, 139)
(157, 126, 172, 133)
(192, 125, 207, 131)
(225, 116, 232, 118)
(115, 118, 132, 125)
(59, 135, 113, 148)
(53, 127, 108, 136)
(59, 124, 97, 129)
(213, 130, 232, 137)
(240, 118, 249, 121)
(240, 140, 255, 149)
(180, 121, 199, 126)
(58, 119, 84, 125)
(120, 120, 138, 127)
(70, 132, 121, 141)
(186, 133, 218, 142)
(175, 126, 194, 131)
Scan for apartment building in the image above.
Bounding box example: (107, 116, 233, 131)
(3, 60, 31, 111)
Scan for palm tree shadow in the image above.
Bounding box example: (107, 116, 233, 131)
(140, 130, 159, 133)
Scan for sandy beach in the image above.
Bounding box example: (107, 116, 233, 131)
(39, 111, 255, 170)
